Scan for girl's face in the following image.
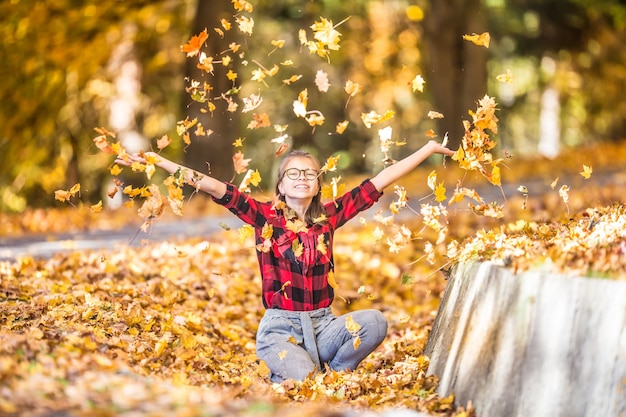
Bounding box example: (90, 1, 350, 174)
(278, 157, 320, 200)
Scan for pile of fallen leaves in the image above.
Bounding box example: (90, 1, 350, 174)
(451, 203, 626, 279)
(0, 223, 470, 417)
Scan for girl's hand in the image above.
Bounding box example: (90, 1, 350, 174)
(114, 152, 156, 167)
(426, 140, 456, 157)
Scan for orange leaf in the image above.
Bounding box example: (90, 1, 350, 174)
(181, 29, 209, 57)
(233, 151, 251, 175)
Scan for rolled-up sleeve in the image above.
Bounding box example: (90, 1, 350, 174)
(327, 179, 383, 229)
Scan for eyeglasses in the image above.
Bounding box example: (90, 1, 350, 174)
(283, 168, 319, 181)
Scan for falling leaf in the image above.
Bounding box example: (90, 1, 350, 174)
(181, 29, 209, 57)
(232, 0, 254, 12)
(321, 155, 341, 173)
(336, 120, 349, 134)
(235, 15, 254, 35)
(90, 201, 103, 213)
(427, 111, 444, 119)
(580, 164, 593, 179)
(559, 185, 570, 203)
(55, 183, 81, 203)
(156, 134, 172, 150)
(327, 270, 338, 289)
(463, 32, 490, 48)
(551, 177, 560, 189)
(315, 70, 330, 92)
(496, 69, 514, 84)
(233, 152, 252, 175)
(293, 89, 308, 118)
(411, 74, 425, 93)
(242, 92, 263, 113)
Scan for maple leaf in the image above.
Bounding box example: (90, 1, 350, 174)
(232, 0, 253, 12)
(411, 74, 425, 92)
(361, 110, 395, 128)
(232, 151, 251, 175)
(247, 113, 271, 129)
(427, 111, 444, 119)
(54, 183, 81, 203)
(345, 315, 361, 334)
(580, 164, 593, 179)
(197, 52, 214, 74)
(241, 92, 263, 113)
(156, 134, 172, 150)
(310, 17, 342, 50)
(236, 15, 254, 35)
(109, 164, 123, 176)
(463, 32, 490, 48)
(292, 240, 304, 257)
(181, 29, 209, 57)
(321, 155, 341, 173)
(344, 80, 362, 108)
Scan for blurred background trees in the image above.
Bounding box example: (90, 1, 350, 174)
(1, 0, 625, 213)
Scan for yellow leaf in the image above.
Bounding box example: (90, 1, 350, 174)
(411, 74, 425, 92)
(580, 164, 593, 179)
(327, 270, 338, 288)
(551, 177, 559, 189)
(496, 69, 514, 84)
(292, 240, 304, 257)
(235, 15, 254, 35)
(463, 32, 491, 48)
(110, 164, 123, 176)
(238, 225, 254, 243)
(434, 183, 447, 202)
(261, 222, 274, 240)
(352, 335, 361, 350)
(90, 201, 103, 213)
(345, 315, 361, 334)
(336, 120, 349, 134)
(317, 234, 328, 255)
(321, 155, 341, 172)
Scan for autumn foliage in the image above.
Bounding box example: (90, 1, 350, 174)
(4, 1, 626, 416)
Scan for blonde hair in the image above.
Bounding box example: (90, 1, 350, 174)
(275, 150, 326, 225)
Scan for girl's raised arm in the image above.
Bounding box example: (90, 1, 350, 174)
(116, 152, 227, 199)
(370, 140, 454, 193)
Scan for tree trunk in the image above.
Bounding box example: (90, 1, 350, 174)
(423, 0, 488, 149)
(183, 0, 240, 181)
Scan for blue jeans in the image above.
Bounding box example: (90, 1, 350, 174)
(256, 307, 388, 382)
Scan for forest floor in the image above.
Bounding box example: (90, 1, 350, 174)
(1, 142, 626, 416)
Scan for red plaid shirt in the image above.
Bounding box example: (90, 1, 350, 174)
(213, 179, 383, 311)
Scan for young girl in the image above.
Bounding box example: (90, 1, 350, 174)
(116, 140, 454, 382)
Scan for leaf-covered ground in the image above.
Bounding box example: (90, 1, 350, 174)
(2, 142, 626, 416)
(1, 223, 465, 416)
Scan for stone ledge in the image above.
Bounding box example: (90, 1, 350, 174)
(425, 261, 626, 417)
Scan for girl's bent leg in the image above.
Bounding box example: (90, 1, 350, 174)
(317, 309, 387, 372)
(255, 312, 318, 382)
(256, 337, 317, 382)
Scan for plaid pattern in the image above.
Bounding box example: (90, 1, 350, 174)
(213, 179, 383, 311)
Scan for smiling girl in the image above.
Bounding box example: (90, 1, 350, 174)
(116, 140, 454, 382)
